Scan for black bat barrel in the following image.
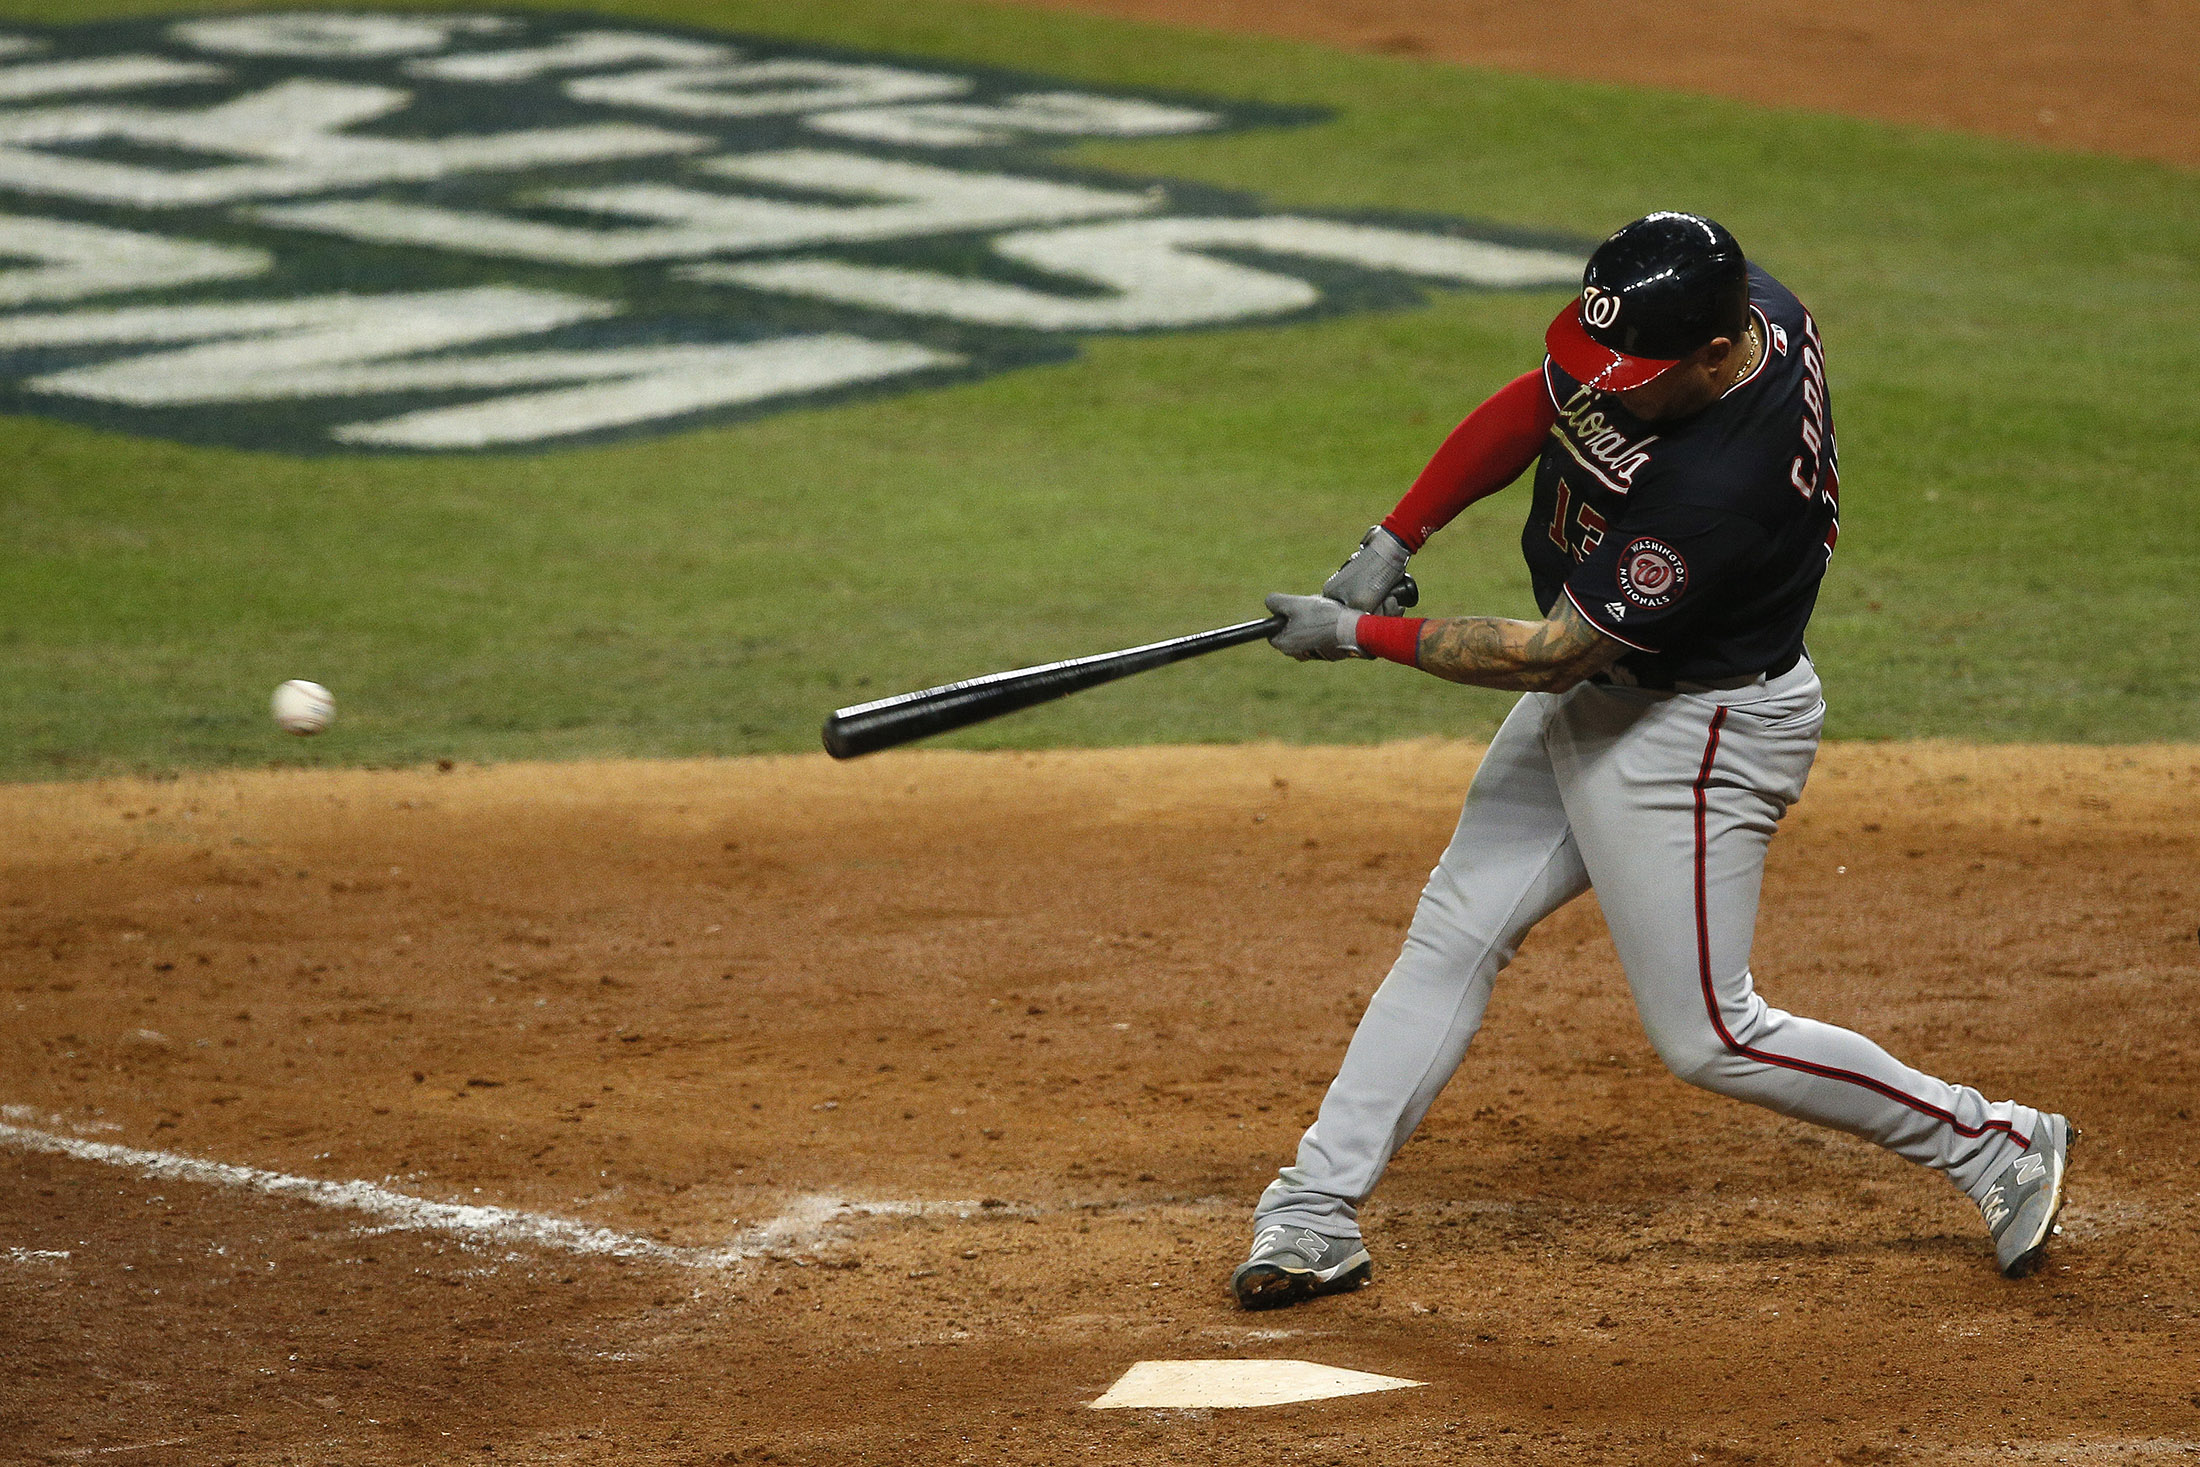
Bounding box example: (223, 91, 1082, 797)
(822, 615, 1284, 760)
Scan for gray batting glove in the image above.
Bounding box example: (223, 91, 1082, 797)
(1265, 592, 1363, 662)
(1322, 525, 1413, 613)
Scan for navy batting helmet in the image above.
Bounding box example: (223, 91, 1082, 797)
(1546, 212, 1750, 391)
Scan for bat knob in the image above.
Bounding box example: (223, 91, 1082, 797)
(1391, 573, 1419, 612)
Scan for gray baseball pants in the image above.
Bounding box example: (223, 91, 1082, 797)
(1255, 657, 2039, 1238)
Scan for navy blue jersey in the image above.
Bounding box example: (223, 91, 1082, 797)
(1522, 265, 1841, 685)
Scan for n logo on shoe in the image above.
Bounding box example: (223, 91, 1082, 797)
(0, 10, 1585, 454)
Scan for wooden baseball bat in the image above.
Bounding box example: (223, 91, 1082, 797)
(821, 615, 1286, 760)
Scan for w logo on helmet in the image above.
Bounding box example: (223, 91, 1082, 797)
(1581, 285, 1622, 330)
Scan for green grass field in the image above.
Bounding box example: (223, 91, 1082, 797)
(3, 0, 2195, 778)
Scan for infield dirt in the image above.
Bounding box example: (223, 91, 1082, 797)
(998, 0, 2200, 170)
(4, 744, 2196, 1464)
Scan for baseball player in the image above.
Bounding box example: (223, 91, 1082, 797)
(1236, 212, 2072, 1309)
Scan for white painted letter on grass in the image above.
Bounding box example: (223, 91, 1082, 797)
(0, 213, 269, 307)
(169, 13, 514, 59)
(0, 54, 227, 102)
(8, 286, 613, 401)
(254, 148, 1157, 265)
(5, 287, 957, 447)
(406, 31, 739, 84)
(803, 90, 1222, 148)
(332, 335, 960, 449)
(565, 59, 968, 119)
(696, 214, 1583, 329)
(0, 79, 705, 207)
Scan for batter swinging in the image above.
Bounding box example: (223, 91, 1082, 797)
(1238, 212, 2071, 1308)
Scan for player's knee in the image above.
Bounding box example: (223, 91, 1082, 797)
(1646, 1025, 1742, 1090)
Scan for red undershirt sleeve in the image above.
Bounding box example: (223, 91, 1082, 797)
(1379, 366, 1558, 551)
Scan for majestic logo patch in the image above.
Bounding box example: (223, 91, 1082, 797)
(0, 10, 1585, 454)
(1616, 536, 1687, 608)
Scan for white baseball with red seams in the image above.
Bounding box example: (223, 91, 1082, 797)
(270, 679, 335, 735)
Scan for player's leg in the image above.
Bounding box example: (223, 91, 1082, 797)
(1551, 662, 2043, 1203)
(1251, 691, 1590, 1243)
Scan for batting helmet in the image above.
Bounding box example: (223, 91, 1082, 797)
(1545, 212, 1750, 392)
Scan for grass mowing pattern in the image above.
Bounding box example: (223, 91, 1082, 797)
(2, 0, 2195, 776)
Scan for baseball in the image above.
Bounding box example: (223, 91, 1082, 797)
(270, 679, 335, 736)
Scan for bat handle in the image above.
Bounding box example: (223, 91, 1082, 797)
(1199, 613, 1288, 649)
(1129, 612, 1288, 660)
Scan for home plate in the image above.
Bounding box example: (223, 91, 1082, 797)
(1089, 1359, 1425, 1410)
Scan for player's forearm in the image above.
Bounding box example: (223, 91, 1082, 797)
(1415, 616, 1616, 691)
(1356, 597, 1623, 692)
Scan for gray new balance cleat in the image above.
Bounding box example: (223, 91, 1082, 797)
(1230, 1223, 1372, 1310)
(1980, 1112, 2075, 1278)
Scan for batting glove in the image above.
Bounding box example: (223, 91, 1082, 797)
(1323, 525, 1416, 614)
(1265, 592, 1363, 661)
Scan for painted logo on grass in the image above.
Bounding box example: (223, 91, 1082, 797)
(0, 10, 1584, 454)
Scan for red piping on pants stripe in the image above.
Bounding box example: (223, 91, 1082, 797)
(1691, 705, 2029, 1146)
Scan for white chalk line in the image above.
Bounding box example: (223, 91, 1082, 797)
(51, 1438, 194, 1459)
(0, 1121, 983, 1269)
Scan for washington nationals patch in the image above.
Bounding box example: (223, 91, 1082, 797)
(1617, 537, 1688, 608)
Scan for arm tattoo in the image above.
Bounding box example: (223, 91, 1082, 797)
(1413, 595, 1626, 692)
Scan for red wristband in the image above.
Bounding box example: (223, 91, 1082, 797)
(1355, 616, 1424, 667)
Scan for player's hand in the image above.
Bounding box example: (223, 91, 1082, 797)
(1323, 526, 1415, 614)
(1265, 592, 1362, 661)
